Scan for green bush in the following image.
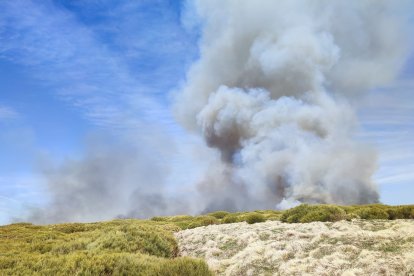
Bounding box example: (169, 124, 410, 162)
(345, 213, 360, 221)
(281, 204, 312, 223)
(51, 223, 99, 233)
(280, 204, 414, 223)
(150, 216, 167, 222)
(387, 206, 414, 220)
(187, 216, 219, 229)
(223, 215, 240, 224)
(301, 206, 347, 223)
(353, 207, 389, 220)
(245, 213, 265, 224)
(0, 220, 212, 275)
(206, 211, 230, 219)
(281, 204, 348, 223)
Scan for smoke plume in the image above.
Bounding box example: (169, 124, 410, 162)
(23, 0, 410, 223)
(175, 0, 409, 211)
(26, 132, 191, 224)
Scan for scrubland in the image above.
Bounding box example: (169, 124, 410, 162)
(1, 204, 413, 275)
(0, 220, 211, 275)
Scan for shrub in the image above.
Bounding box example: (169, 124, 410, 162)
(281, 204, 313, 223)
(345, 213, 360, 221)
(353, 208, 389, 220)
(150, 216, 167, 222)
(51, 223, 97, 233)
(187, 216, 219, 229)
(301, 206, 347, 223)
(266, 215, 282, 221)
(280, 204, 414, 223)
(206, 211, 230, 219)
(245, 213, 265, 224)
(151, 215, 198, 230)
(281, 204, 347, 223)
(223, 215, 240, 224)
(387, 206, 414, 220)
(168, 215, 194, 222)
(0, 220, 212, 275)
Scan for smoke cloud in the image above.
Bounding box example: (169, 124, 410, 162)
(26, 132, 193, 224)
(175, 0, 409, 211)
(24, 0, 410, 223)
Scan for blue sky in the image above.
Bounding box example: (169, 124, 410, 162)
(0, 0, 413, 224)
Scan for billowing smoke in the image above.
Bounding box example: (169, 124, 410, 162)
(21, 0, 410, 223)
(175, 0, 409, 211)
(26, 132, 192, 224)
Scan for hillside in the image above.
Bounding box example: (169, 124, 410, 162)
(1, 204, 413, 275)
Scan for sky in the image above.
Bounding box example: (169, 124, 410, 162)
(0, 0, 413, 224)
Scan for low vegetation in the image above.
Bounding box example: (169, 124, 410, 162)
(281, 203, 414, 223)
(152, 204, 413, 229)
(1, 204, 413, 275)
(0, 220, 211, 275)
(151, 210, 282, 229)
(245, 213, 266, 224)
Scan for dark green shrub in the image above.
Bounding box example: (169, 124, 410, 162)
(187, 216, 219, 229)
(387, 206, 414, 219)
(353, 207, 389, 220)
(150, 216, 167, 222)
(301, 206, 347, 223)
(281, 204, 347, 223)
(151, 215, 195, 229)
(223, 215, 239, 224)
(245, 213, 265, 224)
(52, 223, 97, 233)
(281, 204, 313, 223)
(387, 209, 399, 220)
(206, 211, 230, 219)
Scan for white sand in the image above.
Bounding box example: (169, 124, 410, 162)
(175, 220, 414, 275)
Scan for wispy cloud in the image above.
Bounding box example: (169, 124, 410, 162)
(0, 105, 18, 120)
(357, 78, 414, 191)
(0, 0, 192, 132)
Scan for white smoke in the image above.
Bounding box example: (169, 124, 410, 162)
(15, 0, 411, 224)
(175, 0, 409, 211)
(26, 132, 193, 224)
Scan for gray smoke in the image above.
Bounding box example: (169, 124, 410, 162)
(23, 0, 410, 223)
(175, 0, 409, 211)
(27, 132, 191, 224)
